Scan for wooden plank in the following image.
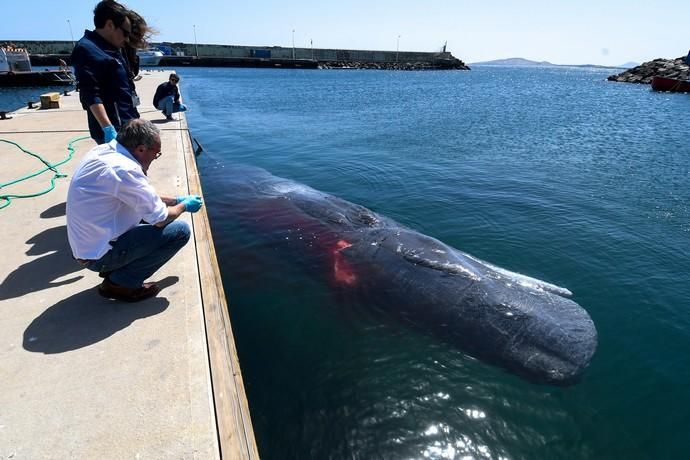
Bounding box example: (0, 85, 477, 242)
(178, 119, 259, 459)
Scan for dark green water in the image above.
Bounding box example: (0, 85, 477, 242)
(180, 66, 689, 459)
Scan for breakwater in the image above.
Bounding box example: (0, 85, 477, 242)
(607, 56, 689, 84)
(5, 40, 469, 70)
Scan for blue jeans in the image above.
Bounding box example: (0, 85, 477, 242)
(156, 95, 187, 117)
(86, 221, 191, 288)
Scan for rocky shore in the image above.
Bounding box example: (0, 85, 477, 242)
(607, 56, 689, 84)
(319, 57, 470, 71)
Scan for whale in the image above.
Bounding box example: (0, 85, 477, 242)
(214, 164, 598, 385)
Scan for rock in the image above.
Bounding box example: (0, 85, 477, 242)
(319, 56, 470, 71)
(609, 56, 689, 84)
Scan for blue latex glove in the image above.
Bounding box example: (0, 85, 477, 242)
(176, 194, 199, 204)
(181, 195, 203, 213)
(103, 125, 117, 143)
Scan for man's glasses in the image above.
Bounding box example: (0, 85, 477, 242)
(154, 151, 162, 159)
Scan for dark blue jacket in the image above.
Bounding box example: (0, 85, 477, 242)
(71, 30, 139, 143)
(153, 82, 180, 107)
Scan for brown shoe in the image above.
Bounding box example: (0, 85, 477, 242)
(98, 279, 160, 302)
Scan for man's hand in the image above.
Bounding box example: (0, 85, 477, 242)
(103, 125, 117, 143)
(180, 195, 203, 213)
(154, 195, 203, 228)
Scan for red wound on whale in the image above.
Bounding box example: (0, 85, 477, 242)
(333, 240, 357, 285)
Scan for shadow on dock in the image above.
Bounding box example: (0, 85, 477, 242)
(23, 278, 177, 354)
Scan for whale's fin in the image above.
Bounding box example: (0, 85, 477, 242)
(465, 254, 573, 297)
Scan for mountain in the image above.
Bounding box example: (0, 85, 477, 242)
(618, 61, 640, 68)
(469, 57, 556, 66)
(469, 57, 626, 70)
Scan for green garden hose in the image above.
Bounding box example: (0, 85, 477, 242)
(0, 136, 89, 209)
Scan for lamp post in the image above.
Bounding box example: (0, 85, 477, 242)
(396, 35, 401, 63)
(193, 24, 198, 58)
(292, 29, 296, 60)
(67, 19, 74, 46)
(310, 39, 314, 61)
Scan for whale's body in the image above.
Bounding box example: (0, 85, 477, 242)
(220, 165, 597, 385)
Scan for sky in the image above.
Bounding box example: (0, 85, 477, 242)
(2, 0, 689, 66)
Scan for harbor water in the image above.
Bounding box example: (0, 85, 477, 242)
(6, 65, 688, 458)
(182, 66, 689, 459)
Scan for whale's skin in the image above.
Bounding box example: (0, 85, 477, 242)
(218, 165, 598, 385)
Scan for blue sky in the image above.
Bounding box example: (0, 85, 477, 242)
(3, 0, 689, 65)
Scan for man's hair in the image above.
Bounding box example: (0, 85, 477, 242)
(169, 73, 179, 82)
(116, 119, 160, 151)
(93, 0, 129, 29)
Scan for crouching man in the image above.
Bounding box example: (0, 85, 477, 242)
(66, 119, 203, 302)
(153, 73, 187, 121)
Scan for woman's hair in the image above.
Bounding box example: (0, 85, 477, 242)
(127, 10, 157, 48)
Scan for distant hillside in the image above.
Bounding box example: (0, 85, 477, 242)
(618, 61, 640, 69)
(470, 57, 625, 70)
(469, 57, 555, 66)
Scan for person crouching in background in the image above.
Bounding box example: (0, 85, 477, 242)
(153, 73, 187, 121)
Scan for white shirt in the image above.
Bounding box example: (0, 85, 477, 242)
(66, 140, 168, 260)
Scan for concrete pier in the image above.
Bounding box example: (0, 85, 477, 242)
(0, 72, 257, 458)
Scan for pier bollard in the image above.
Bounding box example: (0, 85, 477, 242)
(0, 111, 11, 120)
(63, 89, 70, 96)
(27, 101, 35, 109)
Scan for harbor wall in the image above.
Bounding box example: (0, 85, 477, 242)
(2, 40, 458, 64)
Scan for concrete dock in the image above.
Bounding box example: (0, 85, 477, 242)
(0, 72, 258, 458)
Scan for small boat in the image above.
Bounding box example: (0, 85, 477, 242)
(137, 48, 164, 66)
(651, 75, 690, 93)
(0, 46, 74, 87)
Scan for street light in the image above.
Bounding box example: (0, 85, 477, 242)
(310, 38, 314, 61)
(292, 29, 296, 60)
(193, 24, 198, 58)
(67, 19, 74, 46)
(396, 35, 401, 63)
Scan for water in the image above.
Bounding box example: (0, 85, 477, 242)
(6, 66, 688, 458)
(0, 86, 70, 113)
(181, 66, 690, 459)
(0, 68, 74, 113)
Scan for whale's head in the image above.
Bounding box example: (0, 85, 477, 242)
(344, 229, 598, 385)
(478, 281, 598, 385)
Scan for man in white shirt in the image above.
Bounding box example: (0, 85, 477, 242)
(66, 119, 203, 302)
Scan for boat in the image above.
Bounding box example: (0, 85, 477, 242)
(651, 75, 690, 93)
(0, 46, 75, 87)
(137, 48, 164, 66)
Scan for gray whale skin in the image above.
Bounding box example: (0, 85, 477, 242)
(222, 165, 598, 385)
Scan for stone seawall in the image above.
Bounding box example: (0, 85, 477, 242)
(319, 57, 468, 70)
(608, 57, 689, 84)
(3, 40, 469, 70)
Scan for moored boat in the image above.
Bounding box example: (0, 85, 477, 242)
(651, 75, 690, 93)
(0, 46, 74, 87)
(137, 48, 163, 66)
